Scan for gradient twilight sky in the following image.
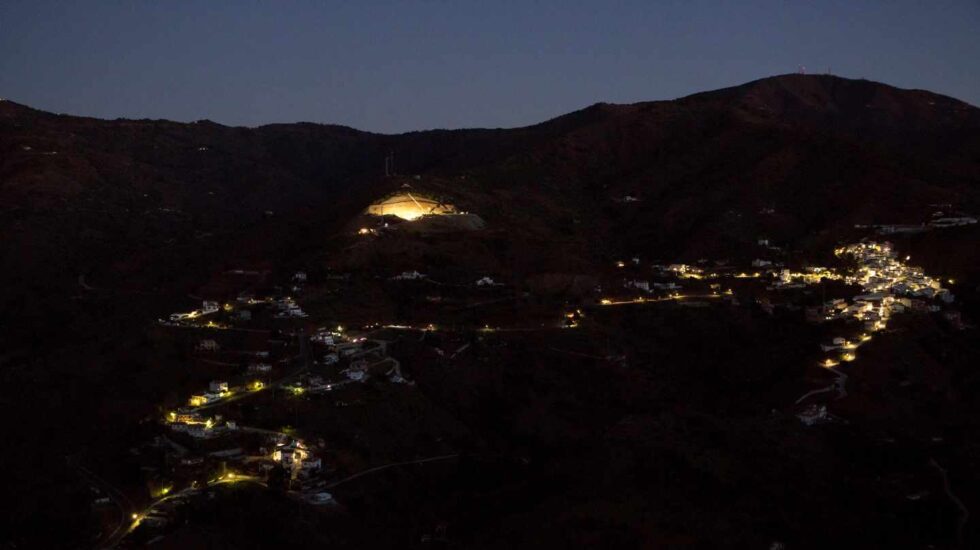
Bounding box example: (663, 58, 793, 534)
(1, 1, 978, 133)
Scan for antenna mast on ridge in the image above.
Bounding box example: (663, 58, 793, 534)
(384, 150, 395, 177)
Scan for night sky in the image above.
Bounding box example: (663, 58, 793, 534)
(1, 1, 977, 133)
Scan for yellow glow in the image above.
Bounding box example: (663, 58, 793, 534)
(366, 193, 455, 220)
(131, 513, 139, 520)
(167, 411, 176, 422)
(616, 261, 625, 268)
(841, 352, 856, 362)
(189, 395, 206, 407)
(822, 359, 839, 368)
(358, 227, 371, 235)
(600, 299, 612, 305)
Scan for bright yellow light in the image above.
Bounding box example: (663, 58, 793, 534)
(616, 261, 625, 268)
(600, 299, 612, 305)
(841, 352, 856, 362)
(358, 227, 371, 235)
(365, 193, 455, 220)
(131, 513, 139, 520)
(167, 411, 176, 422)
(336, 325, 344, 332)
(189, 395, 206, 407)
(822, 359, 838, 368)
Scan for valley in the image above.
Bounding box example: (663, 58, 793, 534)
(2, 74, 980, 548)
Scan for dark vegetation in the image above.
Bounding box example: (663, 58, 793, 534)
(1, 74, 979, 547)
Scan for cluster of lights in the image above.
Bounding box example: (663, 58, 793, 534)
(836, 242, 943, 296)
(815, 242, 949, 370)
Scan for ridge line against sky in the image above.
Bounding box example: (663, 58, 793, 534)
(1, 1, 978, 134)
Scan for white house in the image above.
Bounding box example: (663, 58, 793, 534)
(392, 271, 426, 280)
(308, 492, 333, 505)
(797, 404, 830, 426)
(197, 339, 220, 352)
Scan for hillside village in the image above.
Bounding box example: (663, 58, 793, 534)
(7, 72, 980, 548)
(98, 180, 972, 545)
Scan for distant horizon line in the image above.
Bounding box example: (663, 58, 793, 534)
(2, 72, 974, 135)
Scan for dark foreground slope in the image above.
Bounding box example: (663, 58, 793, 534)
(1, 75, 980, 547)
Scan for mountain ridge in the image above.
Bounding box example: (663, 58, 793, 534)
(4, 73, 976, 131)
(2, 74, 979, 339)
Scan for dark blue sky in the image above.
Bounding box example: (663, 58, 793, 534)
(1, 1, 977, 133)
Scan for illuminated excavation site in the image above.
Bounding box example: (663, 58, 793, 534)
(365, 191, 457, 220)
(362, 190, 486, 232)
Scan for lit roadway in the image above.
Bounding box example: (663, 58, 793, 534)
(187, 328, 313, 412)
(593, 292, 727, 307)
(67, 456, 137, 550)
(118, 474, 265, 547)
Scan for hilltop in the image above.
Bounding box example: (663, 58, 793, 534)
(3, 76, 979, 307)
(3, 75, 980, 547)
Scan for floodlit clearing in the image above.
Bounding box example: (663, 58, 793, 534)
(365, 192, 455, 220)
